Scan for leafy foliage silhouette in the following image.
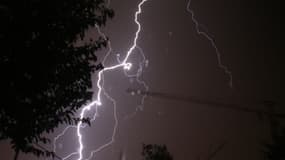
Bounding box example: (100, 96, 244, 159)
(142, 144, 173, 160)
(264, 115, 285, 160)
(0, 0, 113, 159)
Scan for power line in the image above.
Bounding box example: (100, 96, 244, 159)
(127, 88, 285, 118)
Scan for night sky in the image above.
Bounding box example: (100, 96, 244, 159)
(0, 0, 282, 160)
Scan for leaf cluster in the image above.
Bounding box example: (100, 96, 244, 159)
(142, 144, 173, 160)
(0, 0, 113, 158)
(263, 118, 285, 160)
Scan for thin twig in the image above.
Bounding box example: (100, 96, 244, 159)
(34, 143, 62, 160)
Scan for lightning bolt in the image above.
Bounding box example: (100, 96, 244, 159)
(52, 0, 149, 160)
(186, 0, 233, 88)
(122, 46, 149, 119)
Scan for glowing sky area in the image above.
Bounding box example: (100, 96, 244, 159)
(0, 0, 282, 160)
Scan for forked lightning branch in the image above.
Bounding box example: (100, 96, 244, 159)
(53, 0, 232, 159)
(53, 0, 150, 160)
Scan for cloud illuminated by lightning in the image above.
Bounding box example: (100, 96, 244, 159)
(186, 0, 233, 88)
(53, 0, 149, 160)
(54, 0, 232, 159)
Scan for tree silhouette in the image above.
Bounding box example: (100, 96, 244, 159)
(262, 102, 285, 160)
(142, 144, 173, 160)
(263, 116, 285, 160)
(264, 128, 285, 160)
(0, 0, 113, 159)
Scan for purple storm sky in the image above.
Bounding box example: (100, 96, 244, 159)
(0, 0, 282, 160)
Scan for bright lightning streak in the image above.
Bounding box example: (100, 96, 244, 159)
(53, 0, 149, 160)
(123, 46, 149, 119)
(77, 1, 148, 159)
(52, 1, 233, 159)
(52, 24, 113, 160)
(186, 0, 233, 88)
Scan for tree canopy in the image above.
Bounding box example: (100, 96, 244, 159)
(264, 116, 285, 160)
(0, 0, 113, 159)
(142, 144, 173, 160)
